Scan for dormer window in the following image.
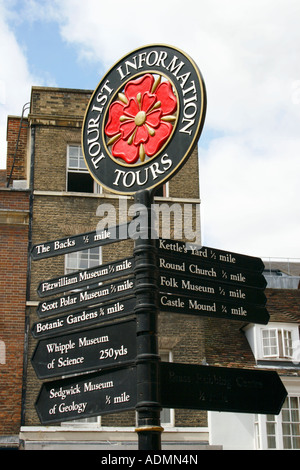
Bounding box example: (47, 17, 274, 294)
(244, 322, 300, 366)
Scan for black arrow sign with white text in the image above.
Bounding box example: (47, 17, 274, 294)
(159, 273, 266, 306)
(31, 318, 136, 379)
(32, 296, 136, 339)
(159, 293, 270, 324)
(156, 238, 265, 273)
(158, 253, 267, 290)
(160, 362, 287, 415)
(37, 257, 134, 298)
(35, 366, 137, 424)
(31, 223, 130, 260)
(37, 276, 135, 318)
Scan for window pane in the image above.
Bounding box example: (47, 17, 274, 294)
(291, 423, 300, 435)
(282, 423, 290, 435)
(267, 423, 276, 435)
(283, 436, 292, 449)
(67, 172, 94, 193)
(79, 154, 86, 170)
(282, 409, 290, 422)
(79, 255, 89, 270)
(69, 156, 78, 168)
(291, 409, 300, 422)
(69, 146, 78, 157)
(65, 252, 79, 272)
(292, 436, 300, 448)
(68, 146, 80, 168)
(267, 436, 276, 448)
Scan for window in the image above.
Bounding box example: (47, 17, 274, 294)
(281, 396, 300, 449)
(65, 246, 102, 275)
(262, 328, 294, 360)
(67, 145, 102, 193)
(154, 183, 169, 198)
(255, 395, 300, 449)
(244, 322, 299, 364)
(0, 340, 5, 364)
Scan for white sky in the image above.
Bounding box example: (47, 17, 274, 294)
(0, 0, 299, 259)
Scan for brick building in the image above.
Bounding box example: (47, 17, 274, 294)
(0, 114, 30, 449)
(17, 86, 207, 450)
(1, 85, 299, 450)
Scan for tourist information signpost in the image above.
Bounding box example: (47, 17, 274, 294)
(30, 44, 287, 451)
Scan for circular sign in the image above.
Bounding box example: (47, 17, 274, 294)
(82, 44, 206, 195)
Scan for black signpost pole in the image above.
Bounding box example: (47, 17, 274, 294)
(133, 189, 163, 451)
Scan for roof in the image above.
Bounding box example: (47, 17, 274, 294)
(266, 288, 300, 323)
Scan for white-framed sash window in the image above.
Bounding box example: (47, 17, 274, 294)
(255, 394, 300, 449)
(67, 144, 102, 194)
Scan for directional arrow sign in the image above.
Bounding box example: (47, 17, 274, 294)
(160, 362, 287, 415)
(159, 293, 270, 324)
(35, 366, 137, 424)
(158, 253, 267, 290)
(31, 222, 130, 260)
(37, 257, 134, 298)
(31, 318, 136, 379)
(32, 296, 136, 339)
(157, 238, 265, 273)
(159, 273, 266, 306)
(37, 276, 135, 318)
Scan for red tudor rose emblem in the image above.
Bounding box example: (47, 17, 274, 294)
(105, 73, 177, 164)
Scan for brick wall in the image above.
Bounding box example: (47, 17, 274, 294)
(0, 189, 29, 436)
(0, 170, 6, 187)
(30, 87, 92, 118)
